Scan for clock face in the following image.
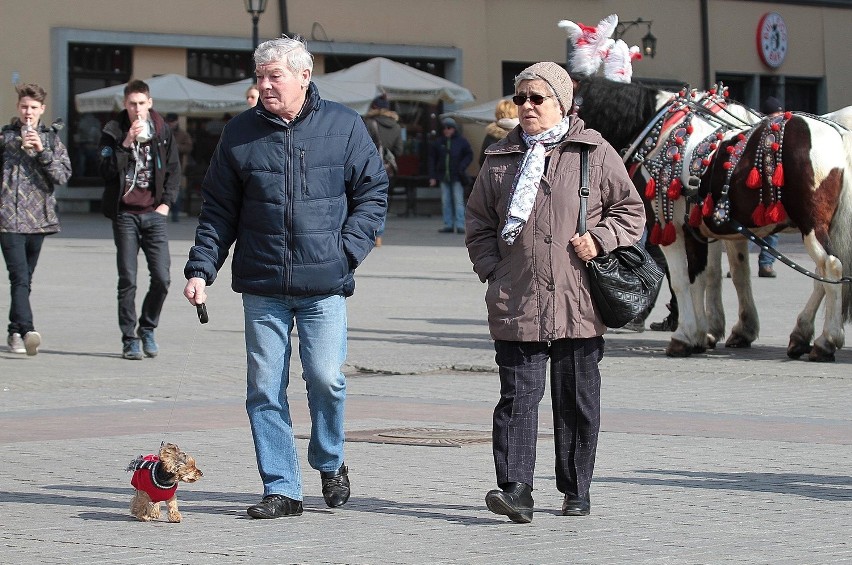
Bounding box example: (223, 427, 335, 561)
(757, 12, 788, 68)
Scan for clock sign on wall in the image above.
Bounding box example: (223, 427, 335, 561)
(757, 12, 788, 68)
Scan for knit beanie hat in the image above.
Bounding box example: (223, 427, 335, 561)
(520, 62, 574, 117)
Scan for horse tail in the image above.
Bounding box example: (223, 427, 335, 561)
(835, 130, 852, 322)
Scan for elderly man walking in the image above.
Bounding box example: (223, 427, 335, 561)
(183, 36, 387, 519)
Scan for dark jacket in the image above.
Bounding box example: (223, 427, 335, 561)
(363, 110, 403, 157)
(465, 119, 645, 341)
(429, 130, 473, 184)
(184, 83, 388, 298)
(98, 109, 180, 220)
(0, 118, 71, 234)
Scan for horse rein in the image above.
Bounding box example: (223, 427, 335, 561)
(729, 220, 852, 284)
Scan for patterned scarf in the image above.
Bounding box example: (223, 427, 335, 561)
(501, 116, 572, 244)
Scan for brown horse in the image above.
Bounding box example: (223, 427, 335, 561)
(576, 77, 852, 361)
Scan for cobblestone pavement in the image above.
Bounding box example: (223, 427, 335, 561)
(1, 214, 849, 564)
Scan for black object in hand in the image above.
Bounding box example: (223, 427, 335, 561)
(196, 303, 209, 324)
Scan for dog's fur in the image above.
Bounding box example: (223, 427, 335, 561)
(127, 443, 202, 522)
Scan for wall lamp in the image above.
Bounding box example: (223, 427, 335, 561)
(614, 17, 657, 58)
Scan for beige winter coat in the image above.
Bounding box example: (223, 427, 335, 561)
(465, 118, 645, 341)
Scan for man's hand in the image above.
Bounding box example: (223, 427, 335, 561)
(184, 277, 207, 306)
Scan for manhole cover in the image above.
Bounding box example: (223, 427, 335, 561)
(297, 427, 551, 448)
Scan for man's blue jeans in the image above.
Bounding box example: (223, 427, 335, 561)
(112, 212, 170, 343)
(242, 292, 348, 501)
(441, 180, 465, 230)
(758, 233, 779, 268)
(0, 232, 45, 336)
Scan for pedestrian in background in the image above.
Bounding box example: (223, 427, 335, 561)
(183, 36, 387, 519)
(363, 94, 403, 246)
(164, 113, 194, 222)
(245, 84, 259, 108)
(478, 98, 518, 167)
(429, 117, 472, 234)
(466, 62, 644, 522)
(0, 83, 72, 355)
(98, 80, 180, 360)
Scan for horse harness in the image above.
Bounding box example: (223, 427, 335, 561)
(620, 86, 852, 285)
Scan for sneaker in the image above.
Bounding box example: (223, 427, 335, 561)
(758, 265, 777, 278)
(246, 494, 303, 519)
(23, 331, 41, 356)
(7, 333, 25, 354)
(622, 318, 645, 332)
(122, 340, 143, 360)
(320, 464, 350, 508)
(137, 328, 158, 357)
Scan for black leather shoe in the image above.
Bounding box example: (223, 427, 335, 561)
(561, 494, 591, 516)
(650, 314, 678, 332)
(485, 482, 533, 523)
(321, 464, 350, 508)
(438, 226, 454, 233)
(246, 494, 303, 519)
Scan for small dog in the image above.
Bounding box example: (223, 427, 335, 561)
(126, 443, 202, 522)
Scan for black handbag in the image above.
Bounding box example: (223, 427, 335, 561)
(577, 147, 664, 328)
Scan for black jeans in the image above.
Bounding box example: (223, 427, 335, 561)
(0, 232, 45, 336)
(492, 337, 604, 499)
(112, 212, 170, 343)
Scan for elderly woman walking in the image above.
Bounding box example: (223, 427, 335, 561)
(465, 62, 644, 522)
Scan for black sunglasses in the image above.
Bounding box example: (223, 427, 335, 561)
(512, 94, 554, 106)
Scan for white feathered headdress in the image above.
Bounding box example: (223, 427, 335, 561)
(603, 39, 642, 83)
(558, 14, 618, 78)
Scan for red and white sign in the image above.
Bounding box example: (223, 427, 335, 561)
(757, 12, 788, 69)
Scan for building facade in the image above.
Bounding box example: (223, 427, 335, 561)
(2, 0, 850, 210)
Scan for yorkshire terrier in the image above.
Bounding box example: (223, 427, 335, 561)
(126, 443, 202, 522)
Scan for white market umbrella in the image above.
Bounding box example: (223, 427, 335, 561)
(441, 97, 512, 125)
(219, 76, 379, 114)
(75, 74, 247, 117)
(322, 57, 474, 104)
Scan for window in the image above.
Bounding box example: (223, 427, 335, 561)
(67, 44, 132, 186)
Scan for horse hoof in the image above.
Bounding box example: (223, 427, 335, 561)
(786, 339, 811, 359)
(666, 339, 694, 357)
(690, 344, 707, 354)
(725, 334, 753, 348)
(808, 344, 836, 363)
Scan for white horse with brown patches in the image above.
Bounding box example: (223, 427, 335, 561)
(576, 77, 852, 361)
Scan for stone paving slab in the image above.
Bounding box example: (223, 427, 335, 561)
(0, 214, 850, 564)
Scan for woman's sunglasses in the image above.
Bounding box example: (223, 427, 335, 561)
(512, 94, 554, 106)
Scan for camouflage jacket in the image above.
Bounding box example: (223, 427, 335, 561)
(0, 118, 72, 234)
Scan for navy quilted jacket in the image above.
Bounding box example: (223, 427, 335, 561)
(185, 83, 388, 297)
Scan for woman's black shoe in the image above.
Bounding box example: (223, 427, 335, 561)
(485, 482, 534, 523)
(246, 494, 303, 518)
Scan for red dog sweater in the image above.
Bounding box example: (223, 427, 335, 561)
(127, 454, 178, 503)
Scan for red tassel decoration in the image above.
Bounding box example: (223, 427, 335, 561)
(644, 177, 656, 199)
(776, 201, 787, 222)
(751, 202, 766, 226)
(661, 221, 677, 246)
(772, 162, 784, 187)
(746, 167, 761, 189)
(702, 194, 714, 217)
(667, 178, 682, 200)
(649, 222, 663, 245)
(688, 204, 703, 227)
(765, 201, 787, 224)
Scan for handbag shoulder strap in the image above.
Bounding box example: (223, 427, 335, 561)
(577, 146, 590, 235)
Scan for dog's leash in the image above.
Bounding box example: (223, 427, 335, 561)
(161, 303, 209, 440)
